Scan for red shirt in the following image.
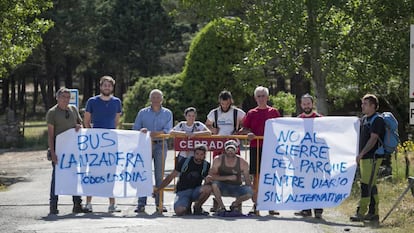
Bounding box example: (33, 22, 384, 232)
(297, 112, 322, 118)
(243, 106, 281, 147)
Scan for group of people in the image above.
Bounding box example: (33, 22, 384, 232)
(46, 75, 387, 223)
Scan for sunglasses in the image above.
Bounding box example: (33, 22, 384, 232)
(65, 110, 70, 119)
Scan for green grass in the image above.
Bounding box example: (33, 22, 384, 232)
(20, 121, 48, 149)
(333, 152, 414, 232)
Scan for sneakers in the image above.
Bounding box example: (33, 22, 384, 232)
(49, 205, 59, 215)
(350, 213, 364, 222)
(214, 207, 227, 216)
(84, 203, 93, 213)
(134, 206, 145, 213)
(294, 209, 312, 217)
(364, 213, 379, 222)
(72, 203, 87, 213)
(193, 206, 209, 216)
(248, 204, 258, 215)
(314, 212, 322, 219)
(156, 206, 168, 213)
(108, 204, 121, 213)
(268, 210, 280, 216)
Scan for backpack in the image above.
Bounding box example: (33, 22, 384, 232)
(213, 107, 239, 132)
(181, 156, 209, 177)
(179, 122, 200, 132)
(369, 112, 399, 155)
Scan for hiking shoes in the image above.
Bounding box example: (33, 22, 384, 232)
(156, 206, 168, 213)
(268, 210, 280, 215)
(193, 206, 209, 216)
(364, 214, 379, 222)
(350, 213, 365, 222)
(84, 203, 93, 213)
(134, 206, 145, 213)
(294, 209, 312, 217)
(49, 205, 59, 215)
(108, 204, 121, 213)
(72, 203, 87, 213)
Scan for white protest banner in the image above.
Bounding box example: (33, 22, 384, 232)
(257, 117, 360, 210)
(55, 128, 153, 198)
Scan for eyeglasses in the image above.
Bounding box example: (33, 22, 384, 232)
(256, 95, 266, 98)
(65, 110, 70, 119)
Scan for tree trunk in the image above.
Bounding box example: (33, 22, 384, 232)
(32, 74, 39, 114)
(18, 76, 25, 109)
(82, 71, 94, 105)
(306, 0, 329, 115)
(64, 55, 73, 88)
(10, 74, 16, 112)
(45, 43, 56, 109)
(1, 77, 9, 113)
(291, 72, 311, 115)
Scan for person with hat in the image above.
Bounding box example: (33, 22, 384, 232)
(206, 140, 253, 215)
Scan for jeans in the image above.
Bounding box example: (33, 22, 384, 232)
(49, 162, 82, 207)
(138, 141, 168, 207)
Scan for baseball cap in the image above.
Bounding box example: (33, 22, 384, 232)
(224, 140, 237, 150)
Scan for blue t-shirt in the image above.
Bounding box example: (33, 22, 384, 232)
(85, 95, 122, 129)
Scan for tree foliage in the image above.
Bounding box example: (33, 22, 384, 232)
(175, 0, 414, 137)
(98, 0, 176, 78)
(0, 0, 53, 78)
(122, 74, 183, 124)
(181, 17, 261, 118)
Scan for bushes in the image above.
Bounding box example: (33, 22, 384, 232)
(122, 74, 184, 124)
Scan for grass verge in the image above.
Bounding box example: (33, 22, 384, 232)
(333, 152, 414, 232)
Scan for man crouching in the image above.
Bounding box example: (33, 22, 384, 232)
(206, 139, 253, 214)
(154, 144, 212, 215)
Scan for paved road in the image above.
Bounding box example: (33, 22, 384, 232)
(0, 149, 372, 233)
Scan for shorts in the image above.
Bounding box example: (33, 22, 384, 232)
(212, 181, 253, 197)
(249, 147, 262, 175)
(174, 187, 202, 210)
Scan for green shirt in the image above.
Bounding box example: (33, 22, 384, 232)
(46, 104, 82, 137)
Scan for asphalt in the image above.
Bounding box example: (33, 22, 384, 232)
(0, 149, 373, 233)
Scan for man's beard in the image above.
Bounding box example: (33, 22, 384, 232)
(101, 90, 112, 96)
(303, 108, 313, 114)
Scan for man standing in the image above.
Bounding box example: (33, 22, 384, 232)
(239, 86, 281, 215)
(205, 90, 245, 212)
(133, 89, 173, 213)
(294, 93, 324, 218)
(83, 76, 122, 213)
(350, 94, 385, 223)
(153, 144, 212, 216)
(206, 140, 253, 215)
(46, 87, 84, 215)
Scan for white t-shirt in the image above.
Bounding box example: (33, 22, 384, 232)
(206, 106, 246, 135)
(172, 121, 209, 158)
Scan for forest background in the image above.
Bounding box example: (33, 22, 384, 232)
(0, 0, 414, 147)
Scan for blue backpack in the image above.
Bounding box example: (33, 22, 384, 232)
(369, 112, 400, 155)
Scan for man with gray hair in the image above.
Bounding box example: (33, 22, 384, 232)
(239, 86, 281, 215)
(133, 89, 173, 213)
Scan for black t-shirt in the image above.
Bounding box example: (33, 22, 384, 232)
(359, 113, 385, 159)
(175, 157, 210, 192)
